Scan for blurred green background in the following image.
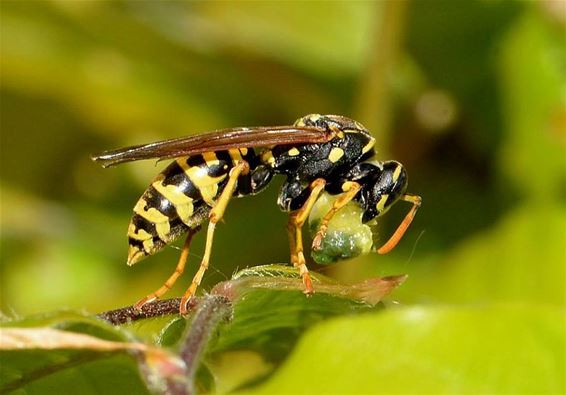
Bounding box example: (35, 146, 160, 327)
(1, 0, 564, 319)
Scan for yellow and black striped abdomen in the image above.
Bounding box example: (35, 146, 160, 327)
(127, 151, 239, 265)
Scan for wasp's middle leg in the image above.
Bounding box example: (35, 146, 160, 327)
(286, 178, 326, 294)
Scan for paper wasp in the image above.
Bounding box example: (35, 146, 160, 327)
(92, 114, 421, 314)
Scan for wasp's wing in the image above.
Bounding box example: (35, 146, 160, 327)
(92, 126, 332, 168)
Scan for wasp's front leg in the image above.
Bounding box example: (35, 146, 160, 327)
(311, 181, 361, 251)
(284, 178, 326, 294)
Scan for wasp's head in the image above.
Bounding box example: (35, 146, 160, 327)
(360, 161, 408, 223)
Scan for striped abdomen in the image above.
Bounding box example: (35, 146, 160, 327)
(127, 149, 250, 265)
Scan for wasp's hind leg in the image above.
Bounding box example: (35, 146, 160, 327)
(311, 181, 361, 251)
(179, 161, 250, 315)
(286, 178, 326, 295)
(376, 194, 422, 254)
(134, 227, 200, 311)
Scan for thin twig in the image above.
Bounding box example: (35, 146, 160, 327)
(96, 296, 232, 395)
(97, 298, 196, 326)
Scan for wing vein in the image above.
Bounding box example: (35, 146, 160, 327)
(92, 126, 332, 168)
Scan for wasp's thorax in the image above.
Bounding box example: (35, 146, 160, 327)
(261, 114, 376, 182)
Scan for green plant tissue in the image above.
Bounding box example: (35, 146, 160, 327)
(308, 193, 374, 264)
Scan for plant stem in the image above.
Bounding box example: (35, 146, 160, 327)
(179, 295, 232, 394)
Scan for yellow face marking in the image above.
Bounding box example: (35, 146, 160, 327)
(336, 131, 345, 139)
(202, 152, 220, 166)
(392, 165, 402, 182)
(152, 177, 195, 225)
(261, 150, 276, 166)
(362, 137, 376, 154)
(177, 158, 227, 206)
(288, 147, 300, 156)
(239, 147, 248, 156)
(376, 194, 389, 213)
(328, 147, 345, 163)
(133, 199, 171, 241)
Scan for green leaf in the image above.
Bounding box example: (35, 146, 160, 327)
(240, 305, 565, 394)
(0, 266, 406, 394)
(201, 265, 405, 392)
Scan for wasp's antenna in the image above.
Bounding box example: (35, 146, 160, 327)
(377, 194, 422, 254)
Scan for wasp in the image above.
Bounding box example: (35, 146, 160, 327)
(92, 114, 421, 314)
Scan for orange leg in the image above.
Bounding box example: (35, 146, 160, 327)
(287, 178, 326, 294)
(134, 228, 199, 311)
(179, 161, 250, 315)
(377, 194, 422, 254)
(311, 181, 361, 251)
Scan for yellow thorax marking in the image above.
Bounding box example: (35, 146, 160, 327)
(261, 150, 275, 166)
(306, 114, 321, 123)
(133, 199, 171, 241)
(354, 121, 365, 130)
(328, 147, 345, 163)
(288, 147, 300, 156)
(362, 137, 376, 154)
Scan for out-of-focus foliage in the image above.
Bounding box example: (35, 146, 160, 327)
(1, 0, 564, 393)
(242, 305, 565, 395)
